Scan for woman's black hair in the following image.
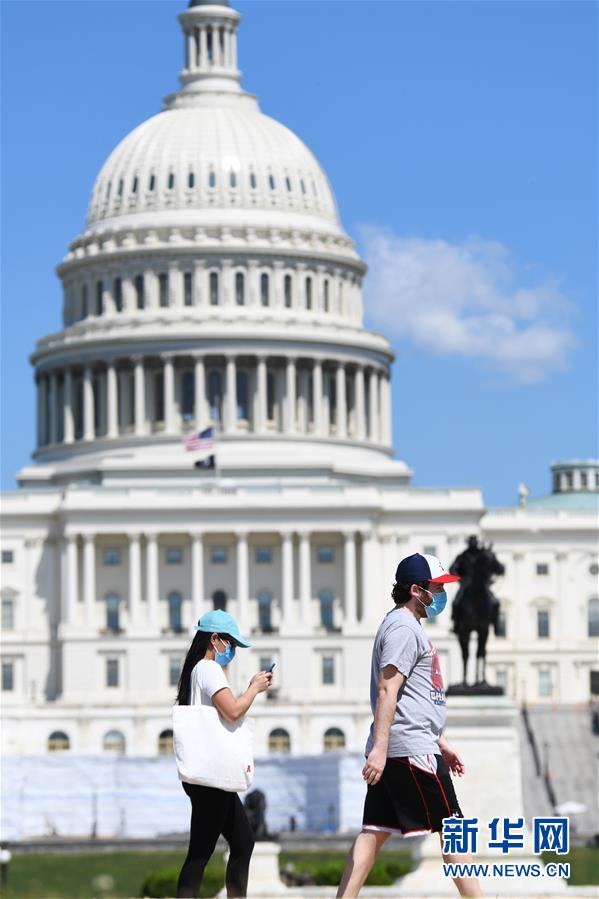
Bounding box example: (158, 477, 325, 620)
(391, 580, 429, 606)
(175, 630, 231, 705)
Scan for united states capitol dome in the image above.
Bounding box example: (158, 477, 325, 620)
(85, 0, 341, 238)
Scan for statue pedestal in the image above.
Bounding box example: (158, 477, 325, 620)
(398, 696, 568, 896)
(219, 841, 288, 897)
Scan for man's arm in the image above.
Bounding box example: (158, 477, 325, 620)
(438, 734, 466, 776)
(362, 664, 405, 785)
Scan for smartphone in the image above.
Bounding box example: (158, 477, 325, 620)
(266, 662, 276, 673)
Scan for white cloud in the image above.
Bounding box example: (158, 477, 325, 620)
(360, 227, 576, 383)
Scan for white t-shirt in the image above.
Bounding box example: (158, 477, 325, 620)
(189, 659, 229, 706)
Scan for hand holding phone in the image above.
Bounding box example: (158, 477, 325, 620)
(266, 662, 276, 673)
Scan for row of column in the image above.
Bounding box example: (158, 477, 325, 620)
(36, 354, 393, 448)
(185, 23, 238, 72)
(60, 530, 373, 631)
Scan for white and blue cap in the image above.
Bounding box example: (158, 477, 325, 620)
(195, 609, 252, 647)
(395, 553, 460, 585)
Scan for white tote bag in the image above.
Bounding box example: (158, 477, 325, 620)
(172, 704, 255, 793)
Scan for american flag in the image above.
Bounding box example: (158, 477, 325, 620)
(183, 426, 215, 452)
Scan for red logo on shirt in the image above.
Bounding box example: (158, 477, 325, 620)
(429, 639, 444, 690)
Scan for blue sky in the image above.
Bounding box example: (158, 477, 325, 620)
(1, 0, 596, 504)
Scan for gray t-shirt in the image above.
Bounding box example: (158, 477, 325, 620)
(365, 607, 446, 758)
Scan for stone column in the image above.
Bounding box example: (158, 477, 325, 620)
(360, 530, 380, 626)
(163, 355, 176, 435)
(144, 269, 158, 310)
(63, 534, 78, 625)
(299, 531, 311, 627)
(236, 531, 249, 626)
(145, 533, 159, 628)
(122, 275, 135, 313)
(103, 278, 115, 316)
(186, 29, 195, 71)
(63, 369, 74, 444)
(200, 26, 207, 66)
(313, 359, 323, 436)
(83, 366, 95, 441)
(336, 361, 347, 438)
(193, 260, 205, 306)
(256, 356, 267, 434)
(83, 534, 96, 627)
(285, 357, 297, 434)
(225, 355, 237, 433)
(281, 531, 294, 629)
(133, 357, 146, 436)
(344, 531, 357, 628)
(191, 533, 204, 622)
(368, 368, 379, 442)
(194, 355, 207, 428)
(355, 365, 365, 440)
(106, 361, 118, 438)
(129, 533, 143, 627)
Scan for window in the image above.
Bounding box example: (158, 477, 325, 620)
(208, 169, 216, 189)
(266, 372, 276, 421)
(103, 548, 121, 566)
(154, 372, 164, 423)
(167, 172, 175, 190)
(250, 172, 257, 189)
(268, 174, 275, 190)
(2, 662, 14, 692)
(132, 176, 138, 194)
(300, 178, 306, 194)
(134, 275, 145, 310)
(260, 273, 269, 307)
(588, 598, 599, 638)
(166, 547, 183, 564)
(318, 547, 334, 563)
(103, 730, 125, 754)
(258, 590, 273, 631)
(106, 593, 120, 632)
(168, 591, 183, 631)
(235, 272, 245, 306)
(423, 545, 437, 556)
(169, 657, 182, 687)
(566, 471, 573, 489)
(324, 727, 345, 751)
(184, 272, 193, 306)
(182, 371, 194, 418)
(256, 547, 272, 564)
(268, 728, 290, 753)
(537, 609, 550, 638)
(95, 280, 103, 315)
(590, 563, 599, 576)
(305, 276, 312, 310)
(2, 600, 14, 630)
(148, 174, 156, 192)
(591, 671, 599, 695)
(208, 370, 222, 421)
(212, 590, 227, 611)
(113, 278, 123, 312)
(209, 271, 219, 305)
(105, 180, 112, 199)
(495, 669, 508, 692)
(319, 590, 334, 629)
(284, 275, 292, 308)
(2, 551, 13, 564)
(106, 658, 119, 688)
(236, 371, 249, 420)
(538, 669, 552, 698)
(581, 471, 588, 488)
(495, 606, 507, 638)
(323, 279, 329, 312)
(159, 273, 169, 307)
(117, 179, 123, 197)
(158, 729, 174, 755)
(188, 171, 195, 189)
(536, 563, 549, 576)
(322, 656, 335, 685)
(48, 731, 69, 751)
(285, 176, 292, 192)
(81, 284, 89, 317)
(229, 171, 237, 188)
(211, 547, 227, 564)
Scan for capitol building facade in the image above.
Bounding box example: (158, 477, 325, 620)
(1, 0, 598, 761)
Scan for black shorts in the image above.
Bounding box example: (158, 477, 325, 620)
(362, 753, 464, 838)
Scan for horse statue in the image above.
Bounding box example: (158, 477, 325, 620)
(449, 535, 505, 689)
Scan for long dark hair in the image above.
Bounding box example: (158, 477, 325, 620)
(175, 631, 230, 705)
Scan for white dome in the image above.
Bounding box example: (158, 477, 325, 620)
(86, 104, 340, 233)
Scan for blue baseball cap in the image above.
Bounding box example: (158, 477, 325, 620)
(395, 553, 460, 585)
(195, 609, 252, 647)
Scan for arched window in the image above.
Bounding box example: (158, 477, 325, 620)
(258, 590, 272, 632)
(48, 731, 70, 752)
(167, 172, 175, 190)
(305, 276, 312, 310)
(208, 371, 222, 422)
(103, 730, 126, 754)
(324, 727, 345, 752)
(260, 273, 269, 307)
(188, 171, 195, 189)
(235, 272, 245, 306)
(168, 591, 183, 631)
(229, 171, 237, 188)
(319, 590, 334, 630)
(284, 275, 292, 308)
(158, 729, 174, 755)
(95, 280, 103, 316)
(105, 592, 120, 632)
(182, 371, 194, 418)
(134, 275, 144, 310)
(249, 172, 257, 190)
(268, 728, 290, 753)
(113, 277, 123, 312)
(323, 279, 330, 313)
(213, 590, 227, 611)
(209, 271, 219, 306)
(589, 598, 599, 637)
(236, 371, 249, 420)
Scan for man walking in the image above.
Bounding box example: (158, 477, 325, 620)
(337, 553, 483, 898)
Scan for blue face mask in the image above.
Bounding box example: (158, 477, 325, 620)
(214, 638, 236, 667)
(418, 587, 447, 619)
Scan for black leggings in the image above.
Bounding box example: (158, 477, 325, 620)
(177, 782, 255, 898)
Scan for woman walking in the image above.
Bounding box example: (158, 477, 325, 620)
(175, 609, 272, 898)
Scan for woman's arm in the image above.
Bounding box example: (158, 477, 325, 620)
(212, 671, 272, 722)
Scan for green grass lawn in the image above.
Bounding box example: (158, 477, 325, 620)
(2, 846, 597, 898)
